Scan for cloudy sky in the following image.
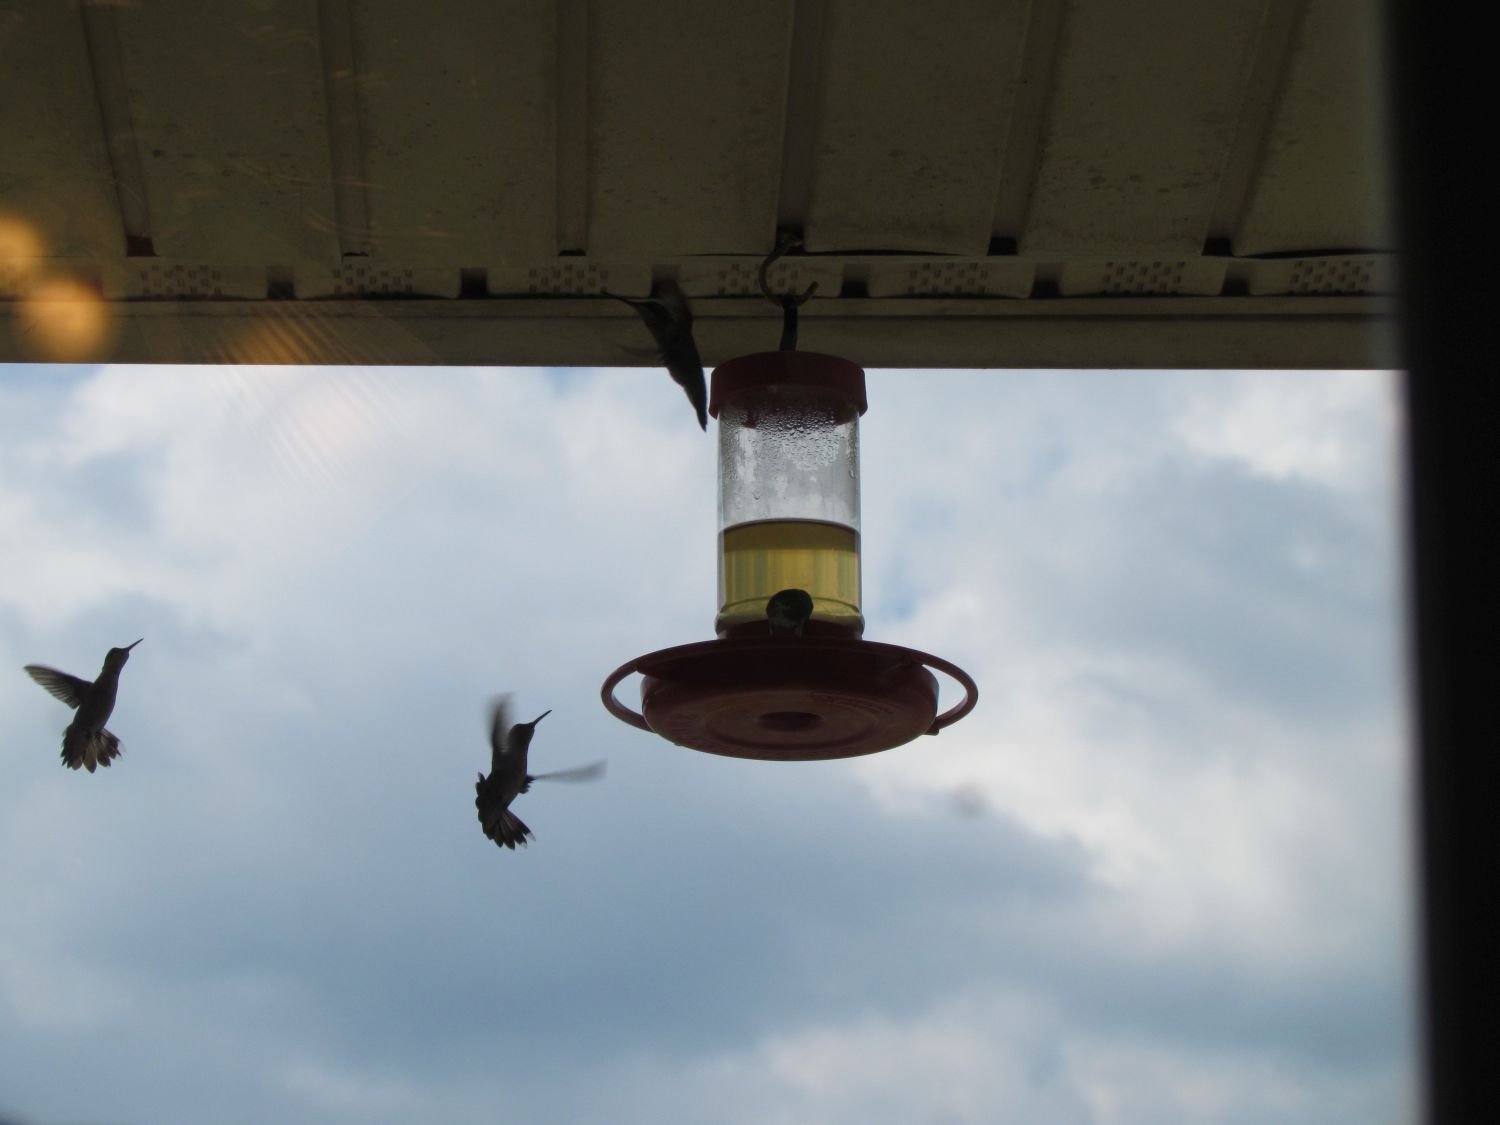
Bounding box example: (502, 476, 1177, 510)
(0, 358, 1415, 1123)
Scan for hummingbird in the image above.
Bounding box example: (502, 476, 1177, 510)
(608, 279, 708, 430)
(24, 639, 142, 772)
(766, 588, 815, 636)
(475, 697, 605, 850)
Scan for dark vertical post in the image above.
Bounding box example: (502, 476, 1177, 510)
(1387, 3, 1498, 1121)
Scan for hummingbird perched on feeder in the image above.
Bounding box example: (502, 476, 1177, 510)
(24, 639, 142, 772)
(608, 279, 708, 430)
(475, 697, 606, 850)
(766, 588, 815, 637)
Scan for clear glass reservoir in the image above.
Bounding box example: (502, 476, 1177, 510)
(710, 353, 867, 637)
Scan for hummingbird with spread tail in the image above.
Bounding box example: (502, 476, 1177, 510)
(24, 639, 142, 772)
(608, 279, 708, 430)
(475, 697, 605, 850)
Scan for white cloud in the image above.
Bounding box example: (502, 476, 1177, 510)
(0, 364, 1413, 1124)
(1171, 370, 1398, 496)
(278, 1058, 422, 1118)
(588, 986, 1411, 1125)
(849, 368, 1410, 999)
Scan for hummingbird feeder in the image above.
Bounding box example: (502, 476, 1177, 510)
(601, 343, 978, 761)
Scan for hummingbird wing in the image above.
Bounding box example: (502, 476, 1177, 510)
(486, 695, 533, 785)
(530, 760, 606, 783)
(488, 695, 515, 773)
(24, 665, 92, 708)
(611, 282, 708, 429)
(650, 281, 707, 429)
(650, 278, 691, 320)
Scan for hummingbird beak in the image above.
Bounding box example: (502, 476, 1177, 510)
(125, 638, 144, 650)
(531, 710, 552, 726)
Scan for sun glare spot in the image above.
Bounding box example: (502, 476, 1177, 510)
(17, 276, 114, 362)
(0, 214, 45, 291)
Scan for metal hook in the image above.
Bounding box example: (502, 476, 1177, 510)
(758, 230, 818, 351)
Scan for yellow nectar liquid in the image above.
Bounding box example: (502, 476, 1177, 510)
(717, 518, 863, 636)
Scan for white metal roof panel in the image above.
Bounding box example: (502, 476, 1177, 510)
(112, 1, 341, 263)
(1232, 0, 1393, 254)
(0, 0, 1399, 370)
(586, 0, 793, 257)
(0, 2, 120, 265)
(1020, 0, 1268, 256)
(353, 0, 559, 263)
(803, 0, 1026, 255)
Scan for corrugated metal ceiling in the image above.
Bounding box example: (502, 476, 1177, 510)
(0, 0, 1396, 368)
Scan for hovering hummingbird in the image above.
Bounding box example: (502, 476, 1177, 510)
(766, 588, 815, 636)
(24, 639, 142, 772)
(475, 697, 605, 850)
(608, 279, 708, 430)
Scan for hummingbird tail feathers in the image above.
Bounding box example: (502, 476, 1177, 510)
(62, 727, 122, 772)
(475, 775, 536, 850)
(483, 809, 534, 850)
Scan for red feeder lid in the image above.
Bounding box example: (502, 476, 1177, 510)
(709, 352, 868, 420)
(601, 636, 977, 761)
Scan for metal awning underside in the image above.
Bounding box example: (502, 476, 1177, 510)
(1, 0, 1396, 369)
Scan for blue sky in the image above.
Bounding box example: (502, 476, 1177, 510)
(0, 362, 1415, 1123)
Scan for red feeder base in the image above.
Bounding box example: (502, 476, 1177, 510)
(601, 636, 977, 761)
